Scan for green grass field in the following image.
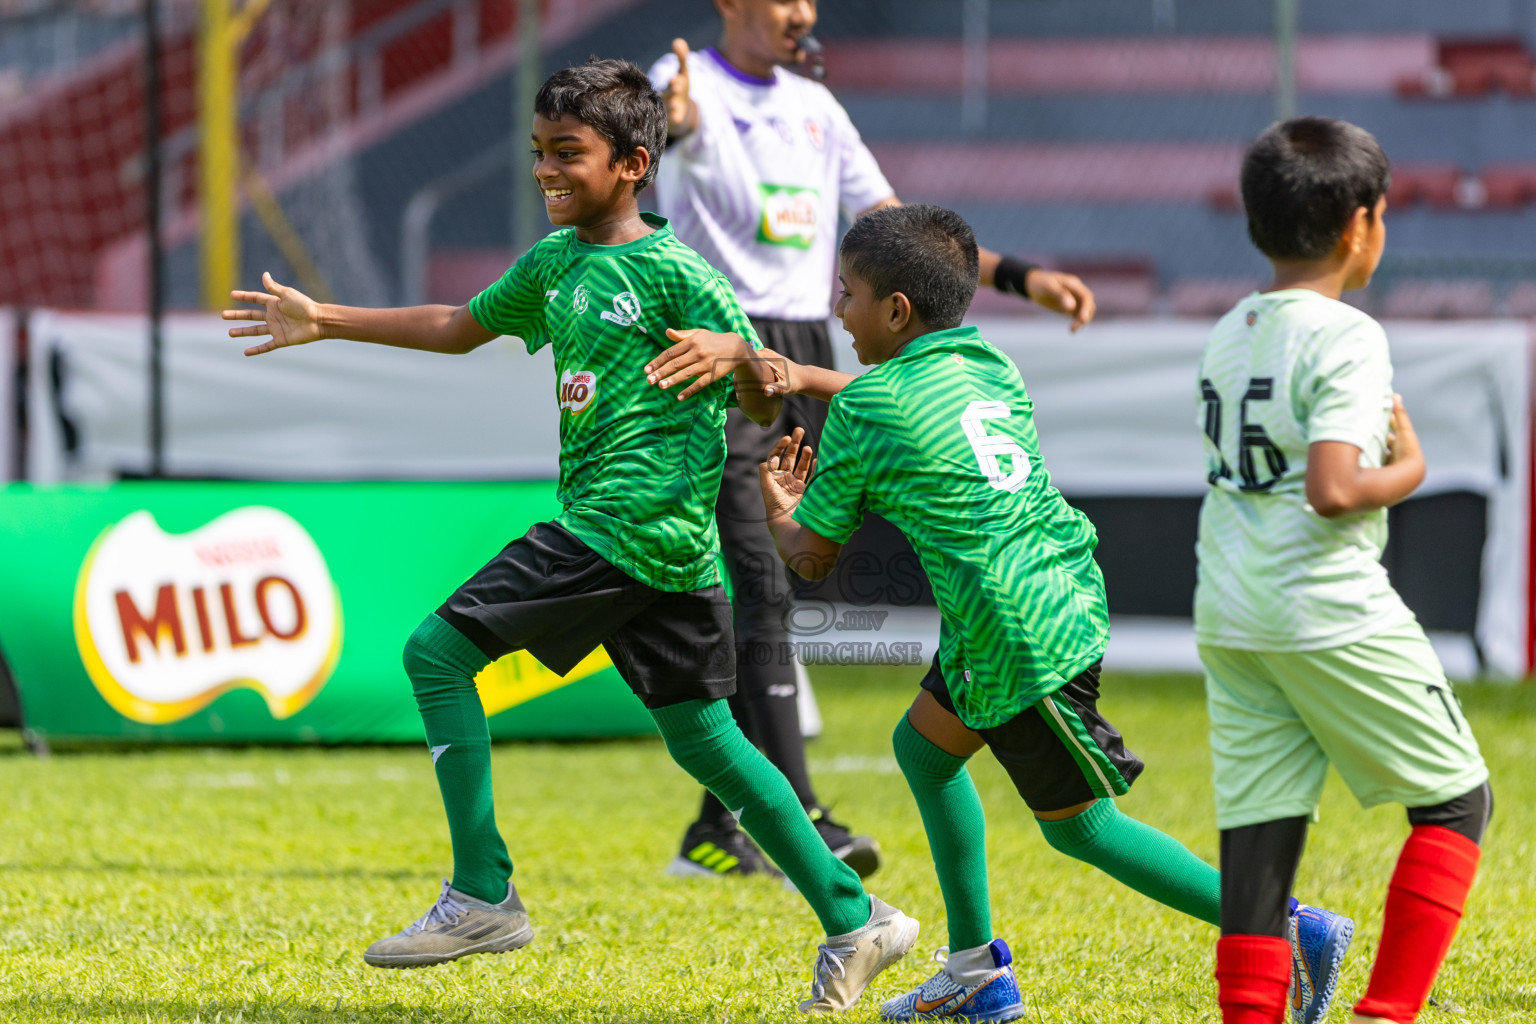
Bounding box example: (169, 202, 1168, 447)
(1, 667, 1532, 1023)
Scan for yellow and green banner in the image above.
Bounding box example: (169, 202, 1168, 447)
(0, 482, 653, 744)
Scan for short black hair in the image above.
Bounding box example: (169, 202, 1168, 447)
(839, 204, 979, 329)
(1241, 116, 1391, 261)
(535, 58, 667, 193)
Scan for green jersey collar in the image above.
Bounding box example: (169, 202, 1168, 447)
(569, 212, 672, 256)
(889, 324, 985, 362)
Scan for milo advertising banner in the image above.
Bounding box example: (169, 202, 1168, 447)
(0, 482, 654, 744)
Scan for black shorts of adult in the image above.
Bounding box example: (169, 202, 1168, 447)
(920, 655, 1144, 814)
(716, 317, 835, 646)
(436, 521, 736, 710)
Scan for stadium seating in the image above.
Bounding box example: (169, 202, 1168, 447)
(6, 0, 1536, 318)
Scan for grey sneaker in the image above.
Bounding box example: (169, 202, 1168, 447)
(363, 880, 534, 969)
(799, 895, 919, 1013)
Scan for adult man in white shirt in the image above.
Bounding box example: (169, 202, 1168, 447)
(648, 0, 1097, 882)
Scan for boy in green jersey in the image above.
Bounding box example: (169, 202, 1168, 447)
(224, 59, 917, 1014)
(656, 203, 1347, 1021)
(1197, 119, 1490, 1024)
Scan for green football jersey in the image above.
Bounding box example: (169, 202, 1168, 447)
(468, 213, 760, 592)
(792, 325, 1108, 729)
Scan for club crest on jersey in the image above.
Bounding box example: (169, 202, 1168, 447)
(805, 118, 825, 150)
(757, 184, 819, 249)
(572, 284, 590, 314)
(559, 368, 598, 415)
(599, 291, 647, 332)
(1245, 309, 1258, 326)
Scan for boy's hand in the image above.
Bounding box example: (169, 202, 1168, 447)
(222, 272, 326, 356)
(1025, 268, 1096, 332)
(761, 350, 810, 398)
(759, 428, 815, 520)
(647, 328, 779, 400)
(662, 38, 697, 137)
(1384, 393, 1422, 466)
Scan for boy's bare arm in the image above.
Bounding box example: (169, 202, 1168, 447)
(1306, 394, 1426, 518)
(759, 429, 843, 580)
(224, 272, 498, 356)
(763, 352, 856, 403)
(645, 329, 783, 427)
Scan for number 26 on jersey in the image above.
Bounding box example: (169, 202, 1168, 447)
(1201, 377, 1289, 491)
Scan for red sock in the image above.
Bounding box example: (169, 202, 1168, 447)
(1354, 825, 1482, 1023)
(1216, 935, 1292, 1024)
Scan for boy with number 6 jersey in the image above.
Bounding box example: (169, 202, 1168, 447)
(651, 203, 1349, 1022)
(1198, 118, 1491, 1024)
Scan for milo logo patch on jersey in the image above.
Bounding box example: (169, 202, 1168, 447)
(558, 369, 598, 416)
(757, 184, 819, 249)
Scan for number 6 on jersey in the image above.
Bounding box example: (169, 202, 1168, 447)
(961, 400, 1032, 492)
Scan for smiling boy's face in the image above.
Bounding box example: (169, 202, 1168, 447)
(531, 113, 648, 229)
(833, 259, 903, 365)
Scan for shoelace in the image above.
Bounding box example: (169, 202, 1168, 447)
(932, 946, 950, 965)
(405, 880, 468, 935)
(809, 942, 858, 1001)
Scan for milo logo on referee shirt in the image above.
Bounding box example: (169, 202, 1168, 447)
(758, 184, 819, 249)
(558, 369, 598, 416)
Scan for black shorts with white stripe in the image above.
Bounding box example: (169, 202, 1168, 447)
(920, 656, 1145, 813)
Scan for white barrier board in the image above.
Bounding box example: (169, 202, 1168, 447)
(26, 310, 1533, 675)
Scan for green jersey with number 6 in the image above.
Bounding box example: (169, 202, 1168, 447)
(468, 213, 760, 592)
(1195, 289, 1414, 651)
(792, 325, 1108, 729)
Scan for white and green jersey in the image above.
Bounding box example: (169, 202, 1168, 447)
(1194, 289, 1414, 650)
(468, 214, 759, 592)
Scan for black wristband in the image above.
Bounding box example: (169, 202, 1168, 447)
(993, 255, 1039, 300)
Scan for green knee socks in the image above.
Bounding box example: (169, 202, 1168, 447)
(402, 613, 512, 905)
(651, 698, 870, 937)
(1038, 797, 1220, 926)
(892, 715, 993, 950)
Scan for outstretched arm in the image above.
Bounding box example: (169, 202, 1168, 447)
(1306, 394, 1426, 518)
(645, 329, 783, 427)
(762, 350, 855, 403)
(760, 429, 843, 581)
(223, 272, 498, 356)
(979, 250, 1096, 333)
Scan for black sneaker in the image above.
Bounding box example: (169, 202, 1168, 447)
(665, 816, 784, 879)
(809, 805, 882, 879)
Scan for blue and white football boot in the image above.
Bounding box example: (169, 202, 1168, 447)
(880, 939, 1024, 1022)
(1289, 901, 1355, 1024)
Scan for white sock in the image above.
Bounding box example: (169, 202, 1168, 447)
(943, 942, 998, 988)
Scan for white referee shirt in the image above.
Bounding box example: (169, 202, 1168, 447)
(647, 47, 894, 321)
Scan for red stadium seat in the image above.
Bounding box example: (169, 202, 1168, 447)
(1397, 38, 1536, 98)
(1478, 167, 1536, 207)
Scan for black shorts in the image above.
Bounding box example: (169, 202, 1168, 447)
(921, 656, 1145, 813)
(436, 522, 736, 709)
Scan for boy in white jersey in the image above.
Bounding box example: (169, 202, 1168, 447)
(1198, 117, 1491, 1024)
